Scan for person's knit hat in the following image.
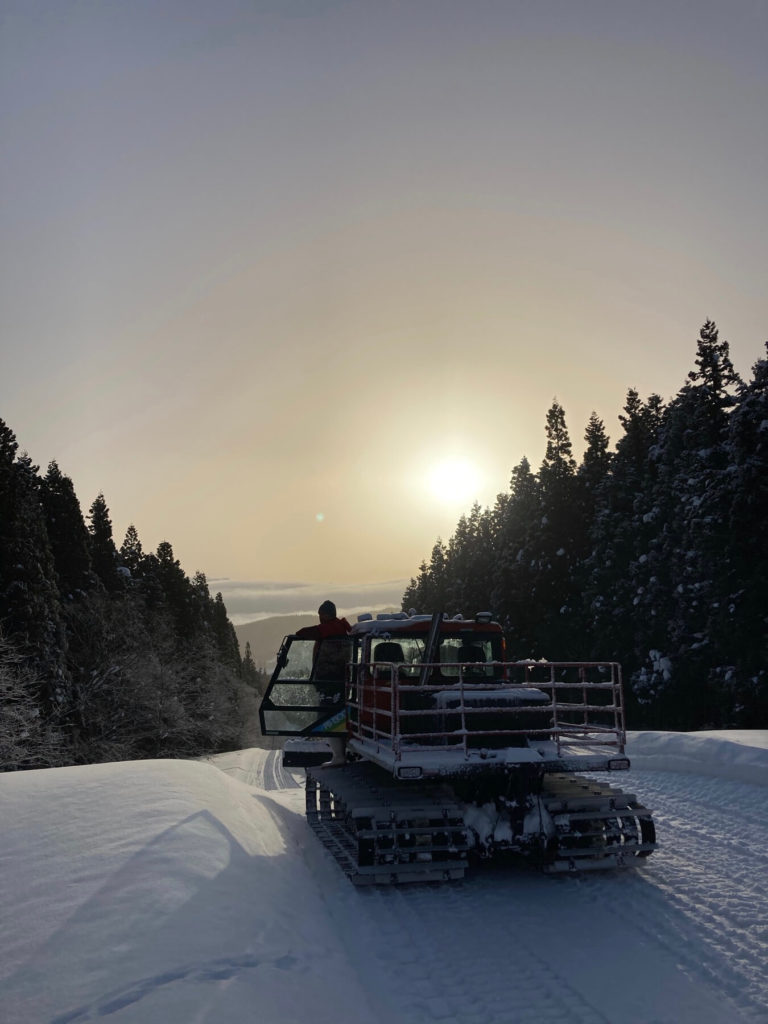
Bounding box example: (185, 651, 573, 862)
(318, 600, 336, 617)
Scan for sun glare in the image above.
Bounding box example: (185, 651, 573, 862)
(426, 457, 483, 505)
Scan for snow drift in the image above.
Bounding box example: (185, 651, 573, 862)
(1, 732, 767, 1024)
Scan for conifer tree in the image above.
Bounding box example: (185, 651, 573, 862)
(579, 412, 612, 498)
(445, 504, 496, 615)
(0, 429, 68, 706)
(491, 457, 541, 655)
(242, 641, 264, 690)
(119, 524, 145, 578)
(190, 570, 214, 633)
(1, 417, 255, 763)
(154, 541, 203, 639)
(688, 319, 741, 403)
(212, 592, 242, 673)
(396, 320, 764, 732)
(0, 630, 67, 769)
(708, 343, 768, 724)
(41, 461, 94, 599)
(584, 391, 665, 681)
(402, 540, 449, 612)
(532, 401, 580, 656)
(642, 322, 742, 724)
(87, 493, 120, 591)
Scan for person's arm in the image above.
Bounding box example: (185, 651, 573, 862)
(295, 624, 322, 639)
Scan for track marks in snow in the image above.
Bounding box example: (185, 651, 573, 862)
(204, 747, 301, 791)
(358, 881, 612, 1024)
(303, 833, 611, 1024)
(265, 748, 302, 791)
(605, 770, 768, 1022)
(297, 763, 766, 1024)
(212, 749, 768, 1023)
(49, 954, 299, 1023)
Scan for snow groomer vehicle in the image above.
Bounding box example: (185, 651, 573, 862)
(259, 611, 656, 884)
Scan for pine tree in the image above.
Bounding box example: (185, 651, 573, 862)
(402, 540, 450, 612)
(242, 641, 264, 690)
(119, 524, 145, 578)
(643, 322, 742, 725)
(41, 461, 95, 599)
(0, 417, 256, 763)
(155, 541, 196, 637)
(0, 630, 67, 769)
(540, 401, 577, 485)
(398, 323, 763, 731)
(709, 343, 768, 724)
(491, 457, 541, 656)
(532, 401, 580, 657)
(0, 425, 68, 706)
(579, 390, 667, 723)
(579, 412, 612, 499)
(87, 493, 120, 591)
(687, 319, 741, 403)
(212, 592, 242, 673)
(445, 504, 496, 615)
(566, 414, 613, 653)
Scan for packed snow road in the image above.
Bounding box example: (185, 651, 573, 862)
(234, 746, 768, 1024)
(203, 746, 301, 792)
(1, 733, 766, 1024)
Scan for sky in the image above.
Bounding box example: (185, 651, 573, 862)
(1, 0, 767, 595)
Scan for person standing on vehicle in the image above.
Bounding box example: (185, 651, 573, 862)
(295, 600, 351, 642)
(296, 601, 352, 697)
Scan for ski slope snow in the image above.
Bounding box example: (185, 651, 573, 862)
(1, 732, 767, 1024)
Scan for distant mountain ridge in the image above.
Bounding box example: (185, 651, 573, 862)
(235, 614, 316, 670)
(235, 608, 398, 670)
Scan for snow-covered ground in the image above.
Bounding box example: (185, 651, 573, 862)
(1, 733, 767, 1024)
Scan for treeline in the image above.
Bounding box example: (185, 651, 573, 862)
(403, 322, 768, 730)
(0, 419, 265, 770)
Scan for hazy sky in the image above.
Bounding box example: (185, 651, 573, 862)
(2, 0, 766, 592)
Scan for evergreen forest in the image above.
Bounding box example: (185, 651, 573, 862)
(402, 322, 768, 730)
(0, 426, 264, 770)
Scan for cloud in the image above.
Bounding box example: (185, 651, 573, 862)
(211, 579, 408, 624)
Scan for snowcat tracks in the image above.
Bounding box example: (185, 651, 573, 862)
(305, 766, 656, 884)
(306, 763, 471, 885)
(540, 774, 657, 873)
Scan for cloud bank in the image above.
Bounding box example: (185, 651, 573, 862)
(210, 579, 408, 625)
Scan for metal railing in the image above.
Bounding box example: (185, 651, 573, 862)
(348, 660, 626, 759)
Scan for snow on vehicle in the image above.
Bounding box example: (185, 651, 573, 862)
(258, 611, 657, 884)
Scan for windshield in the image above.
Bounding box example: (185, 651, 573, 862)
(364, 633, 502, 679)
(438, 636, 497, 678)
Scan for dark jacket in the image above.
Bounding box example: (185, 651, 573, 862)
(295, 617, 352, 684)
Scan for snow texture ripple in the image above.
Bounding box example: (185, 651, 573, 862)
(0, 733, 766, 1023)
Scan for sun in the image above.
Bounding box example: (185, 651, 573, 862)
(426, 457, 483, 505)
